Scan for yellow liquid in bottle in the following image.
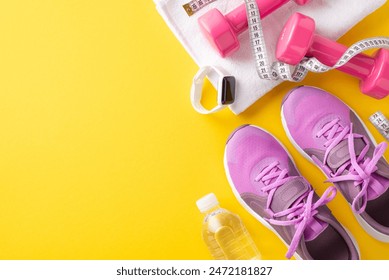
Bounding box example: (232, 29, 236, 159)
(202, 208, 261, 260)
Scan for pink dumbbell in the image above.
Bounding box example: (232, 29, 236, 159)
(276, 13, 389, 99)
(198, 0, 310, 57)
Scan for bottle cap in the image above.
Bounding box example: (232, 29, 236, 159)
(196, 193, 219, 213)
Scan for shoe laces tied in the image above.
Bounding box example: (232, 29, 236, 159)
(255, 161, 337, 259)
(316, 118, 388, 214)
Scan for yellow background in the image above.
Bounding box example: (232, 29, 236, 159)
(0, 0, 388, 260)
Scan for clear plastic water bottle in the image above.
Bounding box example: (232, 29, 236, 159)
(196, 193, 261, 260)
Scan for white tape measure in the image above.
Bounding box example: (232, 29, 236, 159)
(244, 0, 389, 82)
(370, 111, 389, 141)
(245, 0, 308, 81)
(183, 0, 217, 16)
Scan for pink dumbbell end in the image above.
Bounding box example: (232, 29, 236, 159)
(276, 13, 389, 99)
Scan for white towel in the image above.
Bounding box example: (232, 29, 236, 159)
(155, 0, 386, 114)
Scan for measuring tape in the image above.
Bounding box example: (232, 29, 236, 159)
(244, 0, 389, 82)
(183, 0, 217, 16)
(370, 112, 389, 141)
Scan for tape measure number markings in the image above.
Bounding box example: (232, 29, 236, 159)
(183, 0, 217, 16)
(244, 0, 389, 82)
(370, 111, 389, 141)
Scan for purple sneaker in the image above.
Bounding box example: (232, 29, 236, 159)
(224, 125, 359, 260)
(281, 86, 389, 242)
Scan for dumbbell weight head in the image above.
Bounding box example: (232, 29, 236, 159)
(276, 13, 315, 65)
(198, 8, 240, 58)
(198, 0, 311, 58)
(361, 49, 389, 99)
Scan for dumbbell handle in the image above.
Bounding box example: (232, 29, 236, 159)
(226, 0, 291, 35)
(309, 35, 375, 80)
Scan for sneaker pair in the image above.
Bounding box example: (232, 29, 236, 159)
(224, 86, 389, 260)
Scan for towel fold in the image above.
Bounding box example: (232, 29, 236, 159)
(155, 0, 386, 114)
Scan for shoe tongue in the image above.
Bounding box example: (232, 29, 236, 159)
(270, 177, 310, 213)
(269, 177, 328, 242)
(326, 138, 366, 172)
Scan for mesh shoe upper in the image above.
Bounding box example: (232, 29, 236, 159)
(282, 86, 389, 237)
(225, 125, 359, 259)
